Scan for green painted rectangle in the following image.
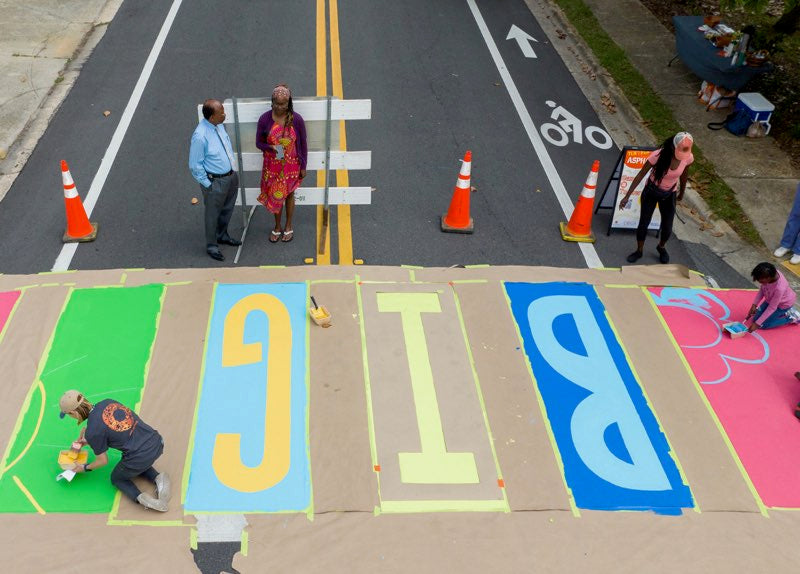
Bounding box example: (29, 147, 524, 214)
(0, 285, 164, 513)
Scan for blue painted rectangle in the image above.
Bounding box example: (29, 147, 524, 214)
(505, 282, 692, 513)
(185, 283, 309, 512)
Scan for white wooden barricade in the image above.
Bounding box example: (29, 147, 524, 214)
(196, 98, 372, 206)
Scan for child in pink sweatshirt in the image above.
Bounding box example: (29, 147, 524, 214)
(746, 262, 798, 332)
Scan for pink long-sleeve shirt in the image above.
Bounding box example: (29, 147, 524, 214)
(752, 270, 797, 326)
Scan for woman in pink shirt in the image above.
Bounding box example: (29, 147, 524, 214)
(620, 132, 694, 264)
(745, 262, 798, 332)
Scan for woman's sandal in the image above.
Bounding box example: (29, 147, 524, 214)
(269, 230, 282, 243)
(282, 229, 294, 243)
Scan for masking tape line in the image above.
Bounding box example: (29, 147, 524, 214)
(355, 278, 381, 500)
(305, 280, 315, 522)
(240, 530, 249, 556)
(379, 499, 507, 513)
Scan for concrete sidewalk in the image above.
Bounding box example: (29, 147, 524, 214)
(0, 0, 122, 201)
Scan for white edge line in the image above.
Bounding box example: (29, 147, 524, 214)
(52, 0, 185, 272)
(465, 0, 603, 269)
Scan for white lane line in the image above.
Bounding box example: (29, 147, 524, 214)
(52, 0, 185, 272)
(465, 0, 603, 269)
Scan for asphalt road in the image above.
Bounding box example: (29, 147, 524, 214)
(0, 0, 748, 287)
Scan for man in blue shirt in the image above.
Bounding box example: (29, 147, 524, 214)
(188, 99, 242, 261)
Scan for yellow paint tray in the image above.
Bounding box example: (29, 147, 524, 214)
(58, 449, 88, 470)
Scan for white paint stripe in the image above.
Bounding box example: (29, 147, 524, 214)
(52, 0, 184, 272)
(465, 0, 603, 269)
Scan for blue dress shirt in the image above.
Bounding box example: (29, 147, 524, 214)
(188, 119, 235, 188)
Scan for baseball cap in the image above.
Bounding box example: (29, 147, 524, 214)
(673, 132, 694, 161)
(59, 390, 83, 418)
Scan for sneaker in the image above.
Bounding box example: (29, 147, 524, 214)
(626, 250, 643, 263)
(155, 472, 171, 503)
(774, 246, 790, 258)
(657, 246, 670, 264)
(788, 308, 800, 324)
(790, 254, 800, 265)
(137, 492, 168, 512)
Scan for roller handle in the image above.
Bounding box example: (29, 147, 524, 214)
(311, 296, 319, 310)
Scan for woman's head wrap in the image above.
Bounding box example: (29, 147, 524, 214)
(272, 85, 291, 100)
(673, 132, 693, 161)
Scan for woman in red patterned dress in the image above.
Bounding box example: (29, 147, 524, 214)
(256, 84, 308, 242)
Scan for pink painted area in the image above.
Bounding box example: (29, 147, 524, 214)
(0, 291, 20, 333)
(650, 287, 800, 508)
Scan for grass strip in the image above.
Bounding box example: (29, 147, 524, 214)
(552, 0, 763, 246)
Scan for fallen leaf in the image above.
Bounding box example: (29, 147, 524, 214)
(470, 186, 478, 192)
(103, 110, 111, 117)
(191, 197, 199, 204)
(600, 93, 617, 114)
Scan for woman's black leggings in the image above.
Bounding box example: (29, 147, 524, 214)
(636, 183, 676, 243)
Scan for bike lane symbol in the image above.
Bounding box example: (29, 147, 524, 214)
(540, 100, 613, 150)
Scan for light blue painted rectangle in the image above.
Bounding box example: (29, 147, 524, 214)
(185, 283, 309, 512)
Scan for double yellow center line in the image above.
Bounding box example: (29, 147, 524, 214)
(315, 0, 353, 265)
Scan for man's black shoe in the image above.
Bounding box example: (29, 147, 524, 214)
(207, 248, 225, 261)
(657, 245, 670, 264)
(218, 236, 242, 246)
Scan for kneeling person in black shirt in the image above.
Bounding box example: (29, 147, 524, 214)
(59, 390, 171, 512)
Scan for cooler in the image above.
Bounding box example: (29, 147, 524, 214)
(735, 92, 774, 134)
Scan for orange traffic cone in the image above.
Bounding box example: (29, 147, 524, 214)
(560, 160, 599, 243)
(441, 151, 474, 234)
(61, 160, 98, 243)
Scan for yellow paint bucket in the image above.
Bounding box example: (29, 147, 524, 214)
(309, 296, 332, 327)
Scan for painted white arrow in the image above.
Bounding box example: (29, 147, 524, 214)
(506, 24, 538, 58)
